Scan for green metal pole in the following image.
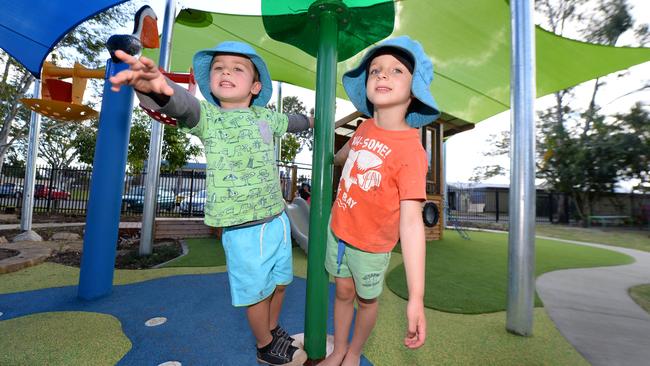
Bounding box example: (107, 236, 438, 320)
(304, 5, 338, 361)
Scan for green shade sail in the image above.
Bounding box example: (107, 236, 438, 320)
(261, 0, 394, 61)
(147, 0, 650, 124)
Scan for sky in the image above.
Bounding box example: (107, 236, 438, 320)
(143, 0, 649, 191)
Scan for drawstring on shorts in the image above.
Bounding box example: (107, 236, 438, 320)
(259, 214, 288, 258)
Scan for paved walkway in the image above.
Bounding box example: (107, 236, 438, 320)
(536, 237, 650, 366)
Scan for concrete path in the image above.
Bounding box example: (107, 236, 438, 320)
(536, 237, 650, 366)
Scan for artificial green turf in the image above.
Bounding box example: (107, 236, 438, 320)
(0, 247, 588, 365)
(162, 238, 226, 267)
(629, 283, 650, 314)
(0, 312, 131, 365)
(366, 253, 589, 366)
(386, 230, 634, 314)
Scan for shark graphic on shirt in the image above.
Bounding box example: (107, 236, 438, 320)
(338, 149, 384, 210)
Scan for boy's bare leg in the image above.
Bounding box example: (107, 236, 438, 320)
(341, 297, 378, 366)
(268, 285, 286, 330)
(319, 277, 356, 366)
(247, 296, 273, 348)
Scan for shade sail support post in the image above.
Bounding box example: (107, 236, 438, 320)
(506, 0, 537, 336)
(140, 0, 176, 255)
(304, 0, 345, 361)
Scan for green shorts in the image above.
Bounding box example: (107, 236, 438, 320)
(325, 224, 391, 300)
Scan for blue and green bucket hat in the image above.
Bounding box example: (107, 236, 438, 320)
(342, 36, 440, 128)
(192, 41, 272, 107)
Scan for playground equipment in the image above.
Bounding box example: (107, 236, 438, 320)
(139, 69, 197, 126)
(444, 201, 470, 240)
(3, 0, 650, 362)
(286, 197, 310, 253)
(20, 62, 103, 122)
(19, 6, 161, 123)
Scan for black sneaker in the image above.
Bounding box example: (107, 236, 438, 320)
(271, 325, 301, 347)
(256, 334, 307, 366)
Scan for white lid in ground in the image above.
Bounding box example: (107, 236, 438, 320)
(145, 317, 167, 327)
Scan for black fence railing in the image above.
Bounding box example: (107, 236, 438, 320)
(2, 165, 647, 226)
(447, 187, 650, 226)
(0, 163, 313, 218)
(446, 188, 558, 224)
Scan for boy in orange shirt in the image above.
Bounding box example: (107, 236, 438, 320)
(321, 36, 440, 366)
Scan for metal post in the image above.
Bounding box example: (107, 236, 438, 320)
(46, 167, 55, 212)
(506, 0, 536, 336)
(188, 170, 195, 216)
(496, 190, 500, 223)
(549, 192, 554, 223)
(140, 0, 176, 255)
(304, 4, 339, 361)
(275, 81, 283, 162)
(20, 80, 41, 232)
(78, 60, 134, 300)
(442, 141, 447, 228)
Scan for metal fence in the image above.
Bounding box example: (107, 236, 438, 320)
(447, 187, 650, 226)
(2, 165, 647, 225)
(446, 188, 556, 224)
(0, 163, 314, 218)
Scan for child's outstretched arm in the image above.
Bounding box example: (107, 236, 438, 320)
(109, 50, 200, 128)
(109, 50, 174, 96)
(399, 199, 427, 349)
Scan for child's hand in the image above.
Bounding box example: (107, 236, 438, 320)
(108, 50, 174, 96)
(404, 298, 426, 349)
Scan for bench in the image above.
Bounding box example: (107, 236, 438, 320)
(587, 215, 630, 227)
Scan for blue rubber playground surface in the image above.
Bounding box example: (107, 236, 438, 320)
(0, 273, 372, 365)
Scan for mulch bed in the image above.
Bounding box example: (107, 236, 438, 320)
(47, 238, 182, 269)
(0, 248, 19, 260)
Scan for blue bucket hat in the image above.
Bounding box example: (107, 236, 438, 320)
(192, 41, 272, 107)
(342, 36, 440, 128)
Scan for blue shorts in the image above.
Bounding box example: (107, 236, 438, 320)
(221, 212, 293, 307)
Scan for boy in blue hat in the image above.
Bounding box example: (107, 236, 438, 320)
(322, 36, 439, 366)
(110, 42, 310, 366)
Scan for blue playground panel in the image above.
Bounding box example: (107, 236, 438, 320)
(0, 274, 372, 365)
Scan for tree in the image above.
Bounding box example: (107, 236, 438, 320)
(268, 95, 314, 162)
(0, 2, 135, 172)
(471, 0, 649, 223)
(281, 135, 301, 162)
(38, 119, 88, 169)
(74, 108, 202, 173)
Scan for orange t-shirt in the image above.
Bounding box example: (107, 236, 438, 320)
(331, 119, 427, 253)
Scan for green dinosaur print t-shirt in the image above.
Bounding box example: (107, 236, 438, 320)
(179, 101, 288, 227)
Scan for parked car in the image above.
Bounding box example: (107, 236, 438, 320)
(175, 190, 194, 205)
(34, 184, 70, 200)
(0, 183, 23, 198)
(121, 186, 176, 212)
(179, 189, 206, 214)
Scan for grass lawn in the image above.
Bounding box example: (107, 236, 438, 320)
(161, 238, 226, 267)
(387, 230, 633, 313)
(536, 223, 650, 252)
(629, 284, 650, 314)
(0, 247, 589, 365)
